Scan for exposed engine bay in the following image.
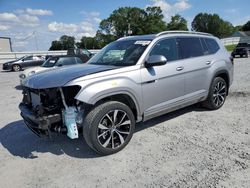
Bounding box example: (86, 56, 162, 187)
(19, 85, 84, 139)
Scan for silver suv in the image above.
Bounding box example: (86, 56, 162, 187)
(19, 31, 234, 155)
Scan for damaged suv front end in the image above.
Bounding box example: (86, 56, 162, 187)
(19, 86, 81, 138)
(19, 64, 117, 139)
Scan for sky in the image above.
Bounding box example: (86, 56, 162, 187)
(0, 0, 249, 51)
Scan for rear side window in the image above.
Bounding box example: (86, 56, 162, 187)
(200, 38, 209, 55)
(149, 38, 178, 62)
(75, 57, 84, 64)
(204, 38, 220, 54)
(177, 37, 203, 59)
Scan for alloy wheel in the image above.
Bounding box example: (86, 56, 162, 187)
(97, 110, 132, 149)
(13, 65, 21, 71)
(213, 81, 226, 107)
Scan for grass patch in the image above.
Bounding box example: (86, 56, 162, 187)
(225, 44, 236, 51)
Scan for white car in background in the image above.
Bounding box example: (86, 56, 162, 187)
(19, 55, 89, 85)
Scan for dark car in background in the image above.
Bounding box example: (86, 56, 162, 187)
(2, 55, 45, 71)
(232, 47, 250, 58)
(19, 54, 90, 85)
(232, 43, 250, 58)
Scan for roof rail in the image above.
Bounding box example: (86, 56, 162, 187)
(156, 30, 213, 37)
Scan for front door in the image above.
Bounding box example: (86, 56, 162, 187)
(141, 38, 185, 119)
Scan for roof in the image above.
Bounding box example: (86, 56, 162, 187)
(118, 30, 213, 41)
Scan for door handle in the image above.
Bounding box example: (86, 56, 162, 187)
(176, 66, 184, 71)
(206, 61, 211, 65)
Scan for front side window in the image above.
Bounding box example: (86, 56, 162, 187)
(42, 57, 57, 67)
(149, 38, 178, 62)
(177, 37, 203, 59)
(88, 40, 151, 66)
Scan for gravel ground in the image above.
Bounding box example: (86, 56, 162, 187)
(0, 58, 250, 188)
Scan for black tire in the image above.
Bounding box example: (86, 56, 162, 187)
(83, 101, 135, 155)
(12, 64, 21, 72)
(202, 77, 227, 110)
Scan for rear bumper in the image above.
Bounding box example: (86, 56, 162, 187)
(19, 103, 61, 137)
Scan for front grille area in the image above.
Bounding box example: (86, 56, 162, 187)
(22, 85, 81, 116)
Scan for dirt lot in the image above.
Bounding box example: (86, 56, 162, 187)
(0, 58, 250, 188)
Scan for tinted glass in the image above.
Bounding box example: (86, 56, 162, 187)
(56, 57, 77, 66)
(200, 38, 209, 55)
(24, 56, 33, 61)
(177, 37, 203, 59)
(204, 38, 220, 54)
(42, 57, 57, 67)
(75, 57, 84, 64)
(149, 38, 178, 62)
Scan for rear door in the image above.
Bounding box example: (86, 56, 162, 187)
(177, 37, 217, 99)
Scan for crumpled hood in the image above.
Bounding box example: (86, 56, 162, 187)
(23, 64, 117, 89)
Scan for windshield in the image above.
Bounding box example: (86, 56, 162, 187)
(88, 40, 151, 66)
(42, 57, 57, 67)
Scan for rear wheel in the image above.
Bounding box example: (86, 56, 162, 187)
(12, 64, 21, 72)
(202, 77, 227, 110)
(83, 101, 135, 155)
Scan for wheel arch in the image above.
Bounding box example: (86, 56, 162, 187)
(213, 70, 230, 95)
(12, 64, 22, 70)
(76, 90, 142, 122)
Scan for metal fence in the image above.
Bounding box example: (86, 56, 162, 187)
(0, 49, 100, 64)
(221, 37, 241, 46)
(221, 37, 250, 46)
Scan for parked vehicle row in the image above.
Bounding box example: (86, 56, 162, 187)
(19, 54, 90, 85)
(19, 31, 234, 155)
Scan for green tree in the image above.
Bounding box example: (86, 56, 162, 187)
(98, 6, 167, 46)
(49, 40, 62, 50)
(76, 36, 100, 49)
(191, 13, 234, 38)
(60, 35, 75, 50)
(49, 35, 75, 50)
(242, 21, 250, 31)
(234, 25, 243, 31)
(167, 14, 188, 31)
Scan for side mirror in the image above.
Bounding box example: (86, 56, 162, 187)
(145, 55, 167, 68)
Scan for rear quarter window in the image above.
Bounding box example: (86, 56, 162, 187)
(204, 38, 220, 54)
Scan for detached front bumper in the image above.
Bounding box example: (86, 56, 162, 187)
(19, 103, 61, 137)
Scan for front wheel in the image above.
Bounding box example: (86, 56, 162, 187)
(12, 64, 21, 72)
(83, 101, 135, 155)
(202, 77, 228, 110)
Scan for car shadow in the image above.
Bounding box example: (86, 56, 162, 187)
(135, 104, 206, 132)
(1, 104, 206, 159)
(0, 120, 99, 159)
